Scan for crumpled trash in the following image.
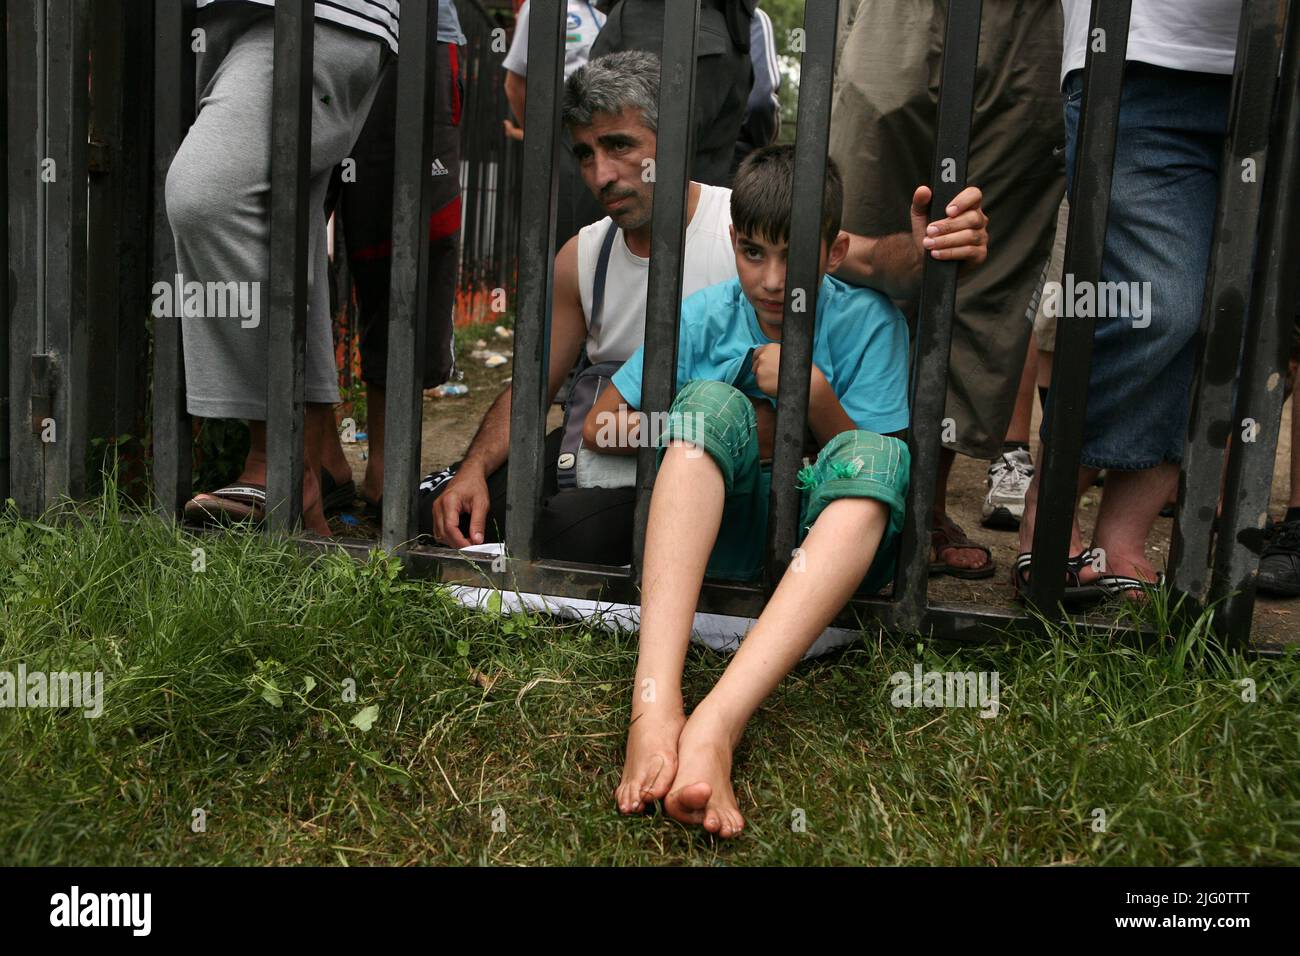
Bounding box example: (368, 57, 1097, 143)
(428, 383, 469, 398)
(495, 326, 513, 339)
(469, 348, 511, 368)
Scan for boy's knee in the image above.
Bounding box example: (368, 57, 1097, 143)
(670, 379, 747, 415)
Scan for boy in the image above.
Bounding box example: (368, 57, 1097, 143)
(582, 145, 911, 837)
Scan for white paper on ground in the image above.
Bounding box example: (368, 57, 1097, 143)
(447, 543, 865, 659)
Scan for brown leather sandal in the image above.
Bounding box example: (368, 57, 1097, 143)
(929, 516, 996, 579)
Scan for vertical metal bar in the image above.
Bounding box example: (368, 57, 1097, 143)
(8, 0, 42, 516)
(891, 0, 981, 631)
(1170, 0, 1288, 604)
(264, 0, 313, 534)
(765, 0, 838, 587)
(505, 0, 566, 562)
(0, 0, 10, 502)
(43, 0, 92, 504)
(630, 0, 701, 575)
(381, 0, 440, 549)
(1027, 0, 1131, 612)
(1211, 0, 1300, 646)
(87, 0, 151, 481)
(152, 0, 196, 519)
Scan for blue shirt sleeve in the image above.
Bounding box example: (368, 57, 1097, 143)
(825, 290, 911, 434)
(610, 343, 648, 409)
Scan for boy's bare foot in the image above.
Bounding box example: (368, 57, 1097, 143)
(664, 715, 744, 838)
(615, 708, 685, 814)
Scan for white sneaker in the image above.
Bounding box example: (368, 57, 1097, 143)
(982, 447, 1033, 530)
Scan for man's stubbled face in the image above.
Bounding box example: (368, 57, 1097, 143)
(569, 107, 658, 232)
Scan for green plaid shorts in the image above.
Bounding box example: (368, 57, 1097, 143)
(657, 379, 911, 588)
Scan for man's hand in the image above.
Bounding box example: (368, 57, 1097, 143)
(503, 118, 524, 141)
(430, 463, 491, 548)
(911, 184, 988, 264)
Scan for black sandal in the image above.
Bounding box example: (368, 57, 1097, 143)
(1012, 548, 1107, 606)
(320, 468, 357, 515)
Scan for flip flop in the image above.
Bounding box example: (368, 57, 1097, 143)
(320, 468, 357, 515)
(1093, 571, 1167, 603)
(1011, 548, 1107, 606)
(183, 483, 267, 526)
(362, 495, 383, 524)
(930, 518, 996, 579)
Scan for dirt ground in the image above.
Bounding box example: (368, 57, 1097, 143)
(334, 331, 1297, 648)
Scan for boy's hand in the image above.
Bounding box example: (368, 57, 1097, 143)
(753, 344, 781, 397)
(911, 184, 988, 264)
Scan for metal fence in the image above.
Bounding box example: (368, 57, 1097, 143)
(3, 0, 1298, 652)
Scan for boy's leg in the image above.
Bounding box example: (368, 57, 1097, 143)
(615, 439, 724, 814)
(664, 429, 908, 837)
(666, 496, 889, 837)
(616, 380, 761, 814)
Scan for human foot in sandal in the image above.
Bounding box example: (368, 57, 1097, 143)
(930, 514, 996, 579)
(184, 483, 268, 526)
(1011, 548, 1107, 606)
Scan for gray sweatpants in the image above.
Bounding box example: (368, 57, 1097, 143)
(166, 4, 389, 419)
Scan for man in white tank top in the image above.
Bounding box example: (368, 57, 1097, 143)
(423, 51, 990, 557)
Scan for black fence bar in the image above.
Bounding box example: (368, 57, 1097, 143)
(264, 0, 313, 535)
(630, 0, 701, 574)
(1170, 0, 1288, 604)
(891, 0, 982, 631)
(765, 0, 838, 587)
(150, 0, 195, 519)
(1210, 0, 1300, 646)
(1028, 0, 1132, 612)
(0, 0, 9, 502)
(504, 0, 566, 562)
(42, 0, 92, 503)
(380, 0, 440, 550)
(8, 0, 41, 515)
(86, 0, 153, 482)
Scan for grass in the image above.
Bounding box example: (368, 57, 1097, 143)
(1, 485, 1297, 866)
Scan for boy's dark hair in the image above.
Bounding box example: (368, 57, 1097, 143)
(731, 144, 843, 247)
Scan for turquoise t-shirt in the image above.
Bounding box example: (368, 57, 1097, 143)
(610, 274, 911, 435)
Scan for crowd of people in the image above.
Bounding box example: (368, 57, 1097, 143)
(167, 0, 1300, 836)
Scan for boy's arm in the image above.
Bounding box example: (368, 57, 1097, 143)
(753, 344, 855, 445)
(582, 381, 642, 455)
(832, 185, 988, 300)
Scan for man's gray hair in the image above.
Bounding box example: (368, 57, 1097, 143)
(562, 51, 660, 132)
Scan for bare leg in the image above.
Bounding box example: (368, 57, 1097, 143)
(614, 442, 723, 814)
(664, 497, 889, 838)
(1290, 396, 1300, 510)
(1085, 463, 1178, 584)
(934, 448, 987, 569)
(211, 414, 331, 536)
(318, 404, 353, 487)
(362, 383, 386, 504)
(1004, 339, 1038, 445)
(1017, 460, 1096, 559)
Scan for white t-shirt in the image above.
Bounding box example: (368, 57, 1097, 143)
(503, 0, 606, 81)
(576, 183, 736, 364)
(1060, 0, 1240, 82)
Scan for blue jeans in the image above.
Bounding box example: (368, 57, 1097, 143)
(1053, 63, 1229, 469)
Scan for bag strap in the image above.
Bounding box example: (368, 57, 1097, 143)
(588, 221, 619, 344)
